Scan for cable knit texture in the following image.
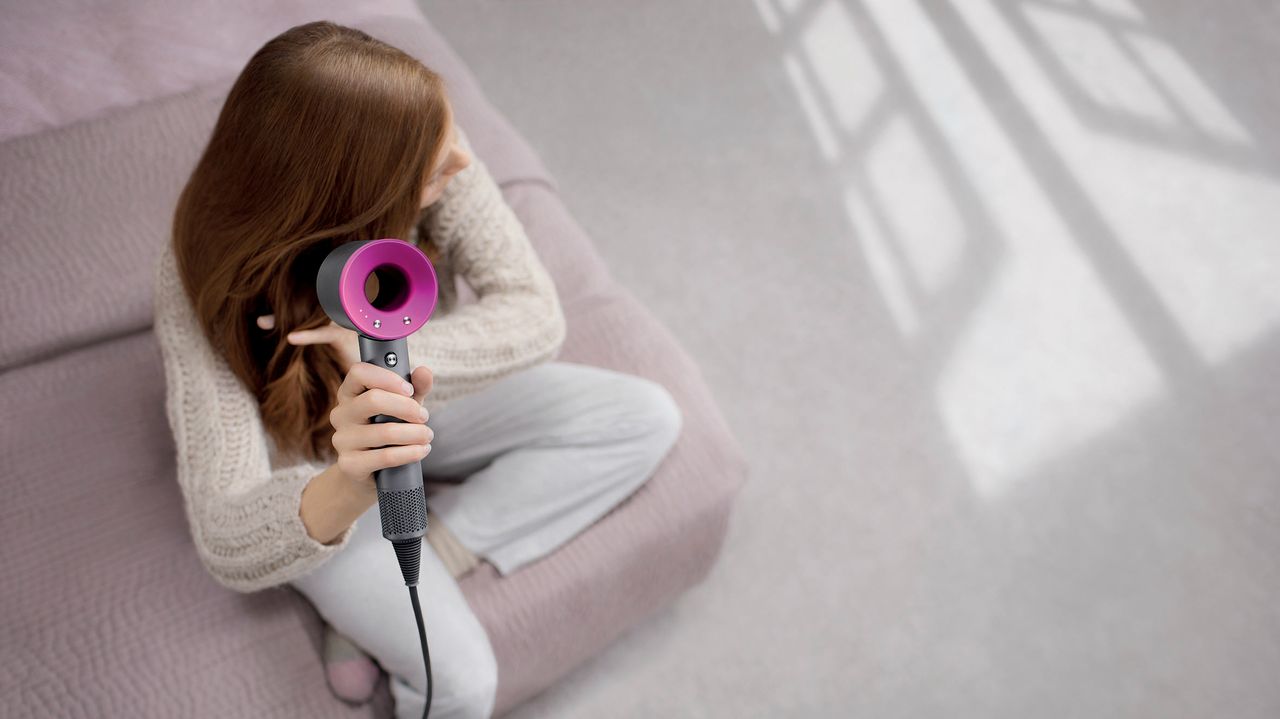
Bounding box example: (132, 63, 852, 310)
(152, 125, 566, 592)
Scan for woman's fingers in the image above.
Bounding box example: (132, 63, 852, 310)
(337, 443, 431, 481)
(329, 360, 435, 483)
(332, 421, 434, 453)
(344, 388, 428, 425)
(335, 362, 411, 402)
(286, 321, 346, 346)
(257, 315, 342, 347)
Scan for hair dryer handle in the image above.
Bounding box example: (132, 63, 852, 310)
(358, 335, 429, 544)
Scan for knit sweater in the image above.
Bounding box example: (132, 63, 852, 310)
(152, 125, 566, 592)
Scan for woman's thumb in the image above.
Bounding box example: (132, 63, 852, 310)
(410, 365, 434, 406)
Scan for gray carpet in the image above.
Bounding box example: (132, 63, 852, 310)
(421, 1, 1280, 717)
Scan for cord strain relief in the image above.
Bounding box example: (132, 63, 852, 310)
(393, 539, 422, 587)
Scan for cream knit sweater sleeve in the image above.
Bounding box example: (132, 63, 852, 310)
(153, 124, 565, 592)
(152, 243, 354, 593)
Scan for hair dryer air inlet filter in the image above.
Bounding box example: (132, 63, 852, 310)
(379, 485, 428, 540)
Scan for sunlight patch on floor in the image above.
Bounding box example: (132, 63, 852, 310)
(962, 0, 1280, 364)
(768, 0, 1274, 495)
(1023, 5, 1180, 128)
(863, 116, 967, 298)
(861, 0, 1167, 496)
(799, 0, 883, 137)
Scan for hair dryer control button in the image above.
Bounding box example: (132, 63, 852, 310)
(384, 352, 398, 367)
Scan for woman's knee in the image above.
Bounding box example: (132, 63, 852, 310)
(612, 375, 683, 457)
(532, 363, 683, 459)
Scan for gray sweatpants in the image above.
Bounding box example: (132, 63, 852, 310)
(291, 361, 683, 719)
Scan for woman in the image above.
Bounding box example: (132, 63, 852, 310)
(153, 21, 682, 719)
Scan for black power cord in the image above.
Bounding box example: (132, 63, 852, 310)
(408, 584, 434, 718)
(393, 538, 434, 719)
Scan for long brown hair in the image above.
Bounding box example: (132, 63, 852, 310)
(172, 21, 450, 463)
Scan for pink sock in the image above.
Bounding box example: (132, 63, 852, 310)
(323, 624, 381, 704)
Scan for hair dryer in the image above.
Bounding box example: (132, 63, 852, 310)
(316, 238, 439, 717)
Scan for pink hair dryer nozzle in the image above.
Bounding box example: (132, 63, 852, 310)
(316, 238, 438, 585)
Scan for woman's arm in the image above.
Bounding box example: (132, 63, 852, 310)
(300, 462, 376, 544)
(408, 125, 567, 406)
(152, 244, 361, 593)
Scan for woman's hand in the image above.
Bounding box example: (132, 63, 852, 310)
(327, 361, 435, 487)
(256, 313, 434, 485)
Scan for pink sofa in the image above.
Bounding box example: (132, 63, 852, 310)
(0, 5, 746, 718)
